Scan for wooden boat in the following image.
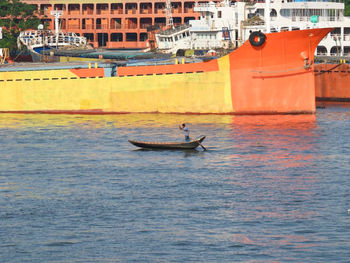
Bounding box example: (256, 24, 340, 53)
(128, 136, 206, 150)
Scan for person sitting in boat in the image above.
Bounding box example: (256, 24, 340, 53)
(179, 123, 190, 141)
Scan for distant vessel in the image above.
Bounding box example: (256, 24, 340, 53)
(155, 0, 237, 54)
(240, 0, 350, 57)
(17, 10, 87, 61)
(314, 63, 350, 103)
(18, 0, 349, 53)
(155, 0, 350, 56)
(0, 28, 331, 115)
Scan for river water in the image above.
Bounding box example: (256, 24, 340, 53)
(0, 107, 349, 262)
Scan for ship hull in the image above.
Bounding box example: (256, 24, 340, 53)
(315, 63, 350, 102)
(0, 28, 331, 115)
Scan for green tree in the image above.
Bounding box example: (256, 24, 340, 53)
(0, 0, 41, 53)
(345, 0, 350, 16)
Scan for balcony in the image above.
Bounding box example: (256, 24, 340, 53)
(125, 3, 138, 15)
(82, 4, 94, 15)
(96, 24, 108, 30)
(111, 3, 123, 15)
(140, 3, 152, 14)
(68, 4, 80, 15)
(67, 25, 80, 30)
(82, 24, 94, 30)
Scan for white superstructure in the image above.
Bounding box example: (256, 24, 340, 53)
(156, 0, 238, 53)
(156, 0, 350, 56)
(244, 0, 349, 56)
(17, 11, 86, 57)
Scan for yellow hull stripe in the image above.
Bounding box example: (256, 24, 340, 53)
(0, 64, 233, 113)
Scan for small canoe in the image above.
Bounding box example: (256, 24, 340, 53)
(128, 136, 206, 150)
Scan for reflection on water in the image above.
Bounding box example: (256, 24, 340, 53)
(0, 112, 349, 262)
(134, 148, 204, 158)
(226, 115, 322, 245)
(229, 114, 318, 169)
(0, 113, 233, 129)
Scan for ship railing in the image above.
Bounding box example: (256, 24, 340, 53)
(82, 10, 94, 15)
(67, 25, 80, 30)
(20, 37, 47, 46)
(110, 9, 123, 15)
(82, 25, 94, 30)
(195, 2, 233, 8)
(125, 25, 138, 29)
(317, 16, 342, 22)
(291, 15, 341, 22)
(140, 9, 152, 14)
(256, 0, 343, 2)
(19, 33, 87, 48)
(157, 24, 191, 36)
(184, 8, 194, 13)
(331, 33, 341, 38)
(96, 24, 108, 29)
(242, 20, 265, 26)
(96, 10, 109, 15)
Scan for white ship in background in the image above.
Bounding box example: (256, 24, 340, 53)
(17, 10, 87, 61)
(156, 0, 350, 56)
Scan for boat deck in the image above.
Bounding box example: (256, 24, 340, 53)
(0, 61, 114, 72)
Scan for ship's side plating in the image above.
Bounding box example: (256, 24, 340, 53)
(314, 63, 350, 102)
(0, 28, 331, 114)
(228, 28, 331, 114)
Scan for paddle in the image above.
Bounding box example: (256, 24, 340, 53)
(198, 141, 207, 151)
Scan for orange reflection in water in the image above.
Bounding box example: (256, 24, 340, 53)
(0, 113, 234, 129)
(227, 115, 322, 251)
(229, 114, 320, 169)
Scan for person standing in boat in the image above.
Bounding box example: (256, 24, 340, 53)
(179, 123, 190, 141)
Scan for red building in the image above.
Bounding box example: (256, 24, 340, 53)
(23, 0, 210, 49)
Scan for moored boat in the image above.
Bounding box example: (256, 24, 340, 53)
(17, 11, 87, 62)
(129, 136, 206, 150)
(0, 28, 331, 115)
(314, 62, 350, 102)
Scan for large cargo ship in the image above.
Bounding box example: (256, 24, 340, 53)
(0, 28, 331, 114)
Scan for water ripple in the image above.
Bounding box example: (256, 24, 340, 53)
(0, 110, 349, 262)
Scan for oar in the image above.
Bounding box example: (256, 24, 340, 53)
(198, 141, 207, 151)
